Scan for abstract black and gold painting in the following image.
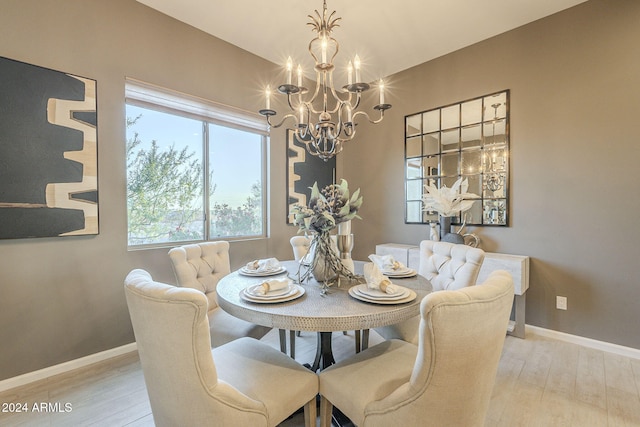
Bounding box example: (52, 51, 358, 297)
(0, 56, 98, 239)
(286, 129, 336, 224)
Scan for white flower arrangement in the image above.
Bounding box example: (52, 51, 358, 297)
(422, 177, 479, 217)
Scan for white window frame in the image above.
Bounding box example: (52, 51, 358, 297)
(125, 78, 269, 248)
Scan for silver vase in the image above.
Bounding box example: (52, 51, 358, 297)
(337, 221, 354, 274)
(440, 216, 465, 244)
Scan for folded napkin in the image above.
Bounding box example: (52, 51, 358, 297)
(363, 263, 398, 294)
(368, 254, 405, 272)
(251, 278, 290, 295)
(246, 257, 281, 272)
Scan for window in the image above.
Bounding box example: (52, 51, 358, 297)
(125, 79, 267, 247)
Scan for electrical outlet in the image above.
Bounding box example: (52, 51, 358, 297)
(556, 296, 567, 310)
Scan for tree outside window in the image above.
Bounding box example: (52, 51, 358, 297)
(125, 103, 265, 247)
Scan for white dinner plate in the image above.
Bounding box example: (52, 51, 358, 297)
(382, 268, 417, 278)
(238, 266, 287, 277)
(241, 284, 305, 303)
(354, 284, 409, 300)
(245, 281, 293, 298)
(349, 286, 417, 305)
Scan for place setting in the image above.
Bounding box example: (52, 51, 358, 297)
(348, 262, 416, 305)
(368, 254, 417, 278)
(240, 277, 305, 304)
(238, 257, 288, 277)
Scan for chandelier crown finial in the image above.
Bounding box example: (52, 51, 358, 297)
(308, 0, 341, 35)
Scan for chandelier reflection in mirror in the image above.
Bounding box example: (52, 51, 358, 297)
(259, 0, 391, 161)
(483, 103, 506, 193)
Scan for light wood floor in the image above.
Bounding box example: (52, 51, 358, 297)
(1, 329, 639, 426)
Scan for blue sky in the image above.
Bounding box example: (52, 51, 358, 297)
(126, 104, 262, 207)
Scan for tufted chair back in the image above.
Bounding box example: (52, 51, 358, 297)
(168, 241, 231, 312)
(125, 269, 318, 427)
(290, 235, 312, 261)
(418, 240, 485, 291)
(290, 235, 338, 262)
(318, 271, 514, 427)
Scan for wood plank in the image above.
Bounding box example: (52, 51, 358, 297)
(604, 352, 638, 394)
(569, 399, 609, 427)
(544, 340, 579, 398)
(486, 349, 525, 423)
(530, 390, 573, 426)
(575, 346, 607, 409)
(606, 386, 640, 426)
(517, 336, 554, 388)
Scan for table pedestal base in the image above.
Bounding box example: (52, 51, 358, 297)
(311, 332, 336, 372)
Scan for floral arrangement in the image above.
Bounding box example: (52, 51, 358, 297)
(291, 179, 363, 234)
(290, 179, 363, 288)
(422, 177, 479, 217)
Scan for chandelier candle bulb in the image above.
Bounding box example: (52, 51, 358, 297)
(354, 55, 361, 82)
(347, 61, 353, 85)
(379, 80, 385, 105)
(265, 86, 271, 110)
(297, 65, 303, 87)
(286, 57, 293, 85)
(321, 37, 328, 63)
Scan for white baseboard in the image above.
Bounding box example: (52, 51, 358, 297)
(0, 342, 138, 393)
(526, 325, 640, 360)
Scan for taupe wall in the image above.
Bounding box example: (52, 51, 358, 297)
(0, 0, 297, 381)
(344, 0, 640, 349)
(0, 0, 638, 382)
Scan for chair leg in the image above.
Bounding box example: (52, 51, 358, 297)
(289, 330, 296, 359)
(362, 329, 370, 351)
(279, 329, 286, 353)
(319, 396, 333, 427)
(304, 397, 317, 427)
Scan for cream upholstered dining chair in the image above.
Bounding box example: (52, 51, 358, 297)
(290, 235, 312, 262)
(168, 241, 271, 347)
(319, 270, 514, 427)
(375, 240, 485, 344)
(124, 269, 318, 427)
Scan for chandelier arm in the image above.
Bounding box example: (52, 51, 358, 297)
(286, 94, 298, 112)
(327, 71, 351, 104)
(302, 119, 322, 141)
(342, 123, 356, 139)
(356, 92, 368, 110)
(296, 88, 311, 107)
(304, 71, 323, 109)
(265, 113, 298, 129)
(309, 126, 322, 141)
(351, 108, 387, 125)
(336, 102, 355, 137)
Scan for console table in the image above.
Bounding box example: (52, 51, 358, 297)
(376, 243, 529, 338)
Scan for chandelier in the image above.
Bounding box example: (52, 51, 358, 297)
(483, 102, 506, 193)
(259, 0, 391, 161)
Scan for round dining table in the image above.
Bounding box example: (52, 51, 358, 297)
(216, 260, 432, 371)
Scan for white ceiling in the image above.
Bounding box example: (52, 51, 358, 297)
(136, 0, 587, 80)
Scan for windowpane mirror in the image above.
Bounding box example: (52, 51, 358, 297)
(404, 90, 509, 226)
